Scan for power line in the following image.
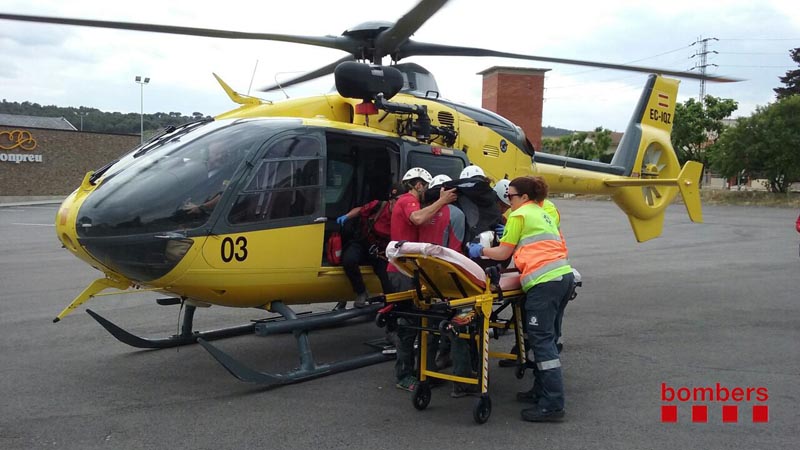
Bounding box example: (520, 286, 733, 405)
(718, 38, 800, 41)
(546, 55, 693, 90)
(718, 65, 794, 68)
(718, 51, 788, 55)
(557, 43, 695, 77)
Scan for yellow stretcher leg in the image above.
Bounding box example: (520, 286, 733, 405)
(53, 278, 130, 323)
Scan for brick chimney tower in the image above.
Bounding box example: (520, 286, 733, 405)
(478, 66, 549, 150)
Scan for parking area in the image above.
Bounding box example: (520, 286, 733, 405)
(0, 201, 796, 449)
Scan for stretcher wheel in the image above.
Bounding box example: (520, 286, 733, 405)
(438, 320, 455, 337)
(473, 395, 492, 424)
(412, 383, 432, 411)
(375, 312, 387, 328)
(515, 365, 525, 379)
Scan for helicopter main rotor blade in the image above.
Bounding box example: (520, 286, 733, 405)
(374, 0, 449, 59)
(397, 41, 741, 82)
(258, 55, 355, 92)
(0, 13, 360, 54)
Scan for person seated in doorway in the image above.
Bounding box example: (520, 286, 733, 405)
(334, 183, 403, 309)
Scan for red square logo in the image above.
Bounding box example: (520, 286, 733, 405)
(692, 405, 708, 423)
(661, 405, 677, 422)
(722, 405, 739, 423)
(753, 405, 769, 423)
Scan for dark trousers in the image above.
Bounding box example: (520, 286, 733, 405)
(524, 272, 574, 411)
(389, 271, 438, 382)
(554, 279, 574, 341)
(342, 241, 391, 295)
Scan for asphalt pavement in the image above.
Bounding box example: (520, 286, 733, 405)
(0, 201, 797, 449)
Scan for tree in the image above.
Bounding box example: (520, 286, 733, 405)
(774, 47, 800, 99)
(708, 95, 800, 193)
(0, 100, 205, 134)
(671, 96, 738, 167)
(540, 127, 611, 161)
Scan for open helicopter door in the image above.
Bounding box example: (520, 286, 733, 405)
(320, 132, 400, 295)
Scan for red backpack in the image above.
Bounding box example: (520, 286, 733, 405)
(326, 232, 343, 265)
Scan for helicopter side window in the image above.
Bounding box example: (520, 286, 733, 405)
(228, 136, 322, 225)
(407, 151, 465, 181)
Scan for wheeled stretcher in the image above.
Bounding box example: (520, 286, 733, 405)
(376, 241, 529, 424)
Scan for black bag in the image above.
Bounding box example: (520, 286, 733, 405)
(424, 177, 502, 245)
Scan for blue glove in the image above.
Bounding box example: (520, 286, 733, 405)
(468, 243, 483, 259)
(495, 223, 505, 236)
(336, 215, 348, 226)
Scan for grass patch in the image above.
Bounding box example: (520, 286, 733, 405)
(563, 190, 800, 208)
(699, 190, 800, 207)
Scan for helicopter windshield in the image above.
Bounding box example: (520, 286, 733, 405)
(76, 119, 276, 238)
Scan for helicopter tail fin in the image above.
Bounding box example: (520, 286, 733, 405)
(602, 74, 703, 242)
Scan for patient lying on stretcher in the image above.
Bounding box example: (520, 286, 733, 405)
(386, 240, 522, 294)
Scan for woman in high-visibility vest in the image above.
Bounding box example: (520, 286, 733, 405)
(468, 176, 573, 422)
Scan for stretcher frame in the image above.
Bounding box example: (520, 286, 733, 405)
(378, 241, 529, 424)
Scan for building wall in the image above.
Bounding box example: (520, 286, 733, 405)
(0, 126, 138, 196)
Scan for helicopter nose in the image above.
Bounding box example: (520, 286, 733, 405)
(76, 226, 194, 283)
(74, 193, 196, 282)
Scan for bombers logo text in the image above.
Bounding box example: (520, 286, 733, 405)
(660, 382, 769, 423)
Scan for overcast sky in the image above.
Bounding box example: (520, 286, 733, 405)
(1, 0, 798, 132)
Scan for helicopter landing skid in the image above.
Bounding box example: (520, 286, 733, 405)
(86, 305, 255, 349)
(197, 301, 394, 386)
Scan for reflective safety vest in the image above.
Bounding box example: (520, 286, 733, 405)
(509, 202, 573, 292)
(540, 199, 561, 228)
(538, 199, 568, 258)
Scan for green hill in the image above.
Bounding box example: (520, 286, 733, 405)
(0, 100, 208, 135)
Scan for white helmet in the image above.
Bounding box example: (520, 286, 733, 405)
(429, 174, 452, 188)
(494, 179, 511, 206)
(402, 167, 433, 184)
(460, 165, 485, 179)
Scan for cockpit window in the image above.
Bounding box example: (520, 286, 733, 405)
(77, 120, 273, 238)
(228, 136, 323, 225)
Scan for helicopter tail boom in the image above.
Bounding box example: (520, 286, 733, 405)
(535, 74, 702, 242)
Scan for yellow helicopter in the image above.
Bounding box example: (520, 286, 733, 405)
(1, 0, 733, 386)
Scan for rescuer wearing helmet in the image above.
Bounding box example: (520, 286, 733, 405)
(468, 176, 573, 422)
(390, 167, 458, 392)
(418, 174, 466, 253)
(493, 178, 512, 215)
(460, 164, 487, 181)
(417, 174, 473, 393)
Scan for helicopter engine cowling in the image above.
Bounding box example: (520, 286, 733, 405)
(335, 62, 404, 101)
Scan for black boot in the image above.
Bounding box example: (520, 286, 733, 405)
(516, 387, 540, 404)
(521, 407, 565, 422)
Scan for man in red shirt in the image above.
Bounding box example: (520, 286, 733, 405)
(390, 167, 457, 392)
(388, 168, 458, 290)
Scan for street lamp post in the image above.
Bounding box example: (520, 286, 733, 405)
(74, 111, 89, 131)
(134, 75, 150, 144)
